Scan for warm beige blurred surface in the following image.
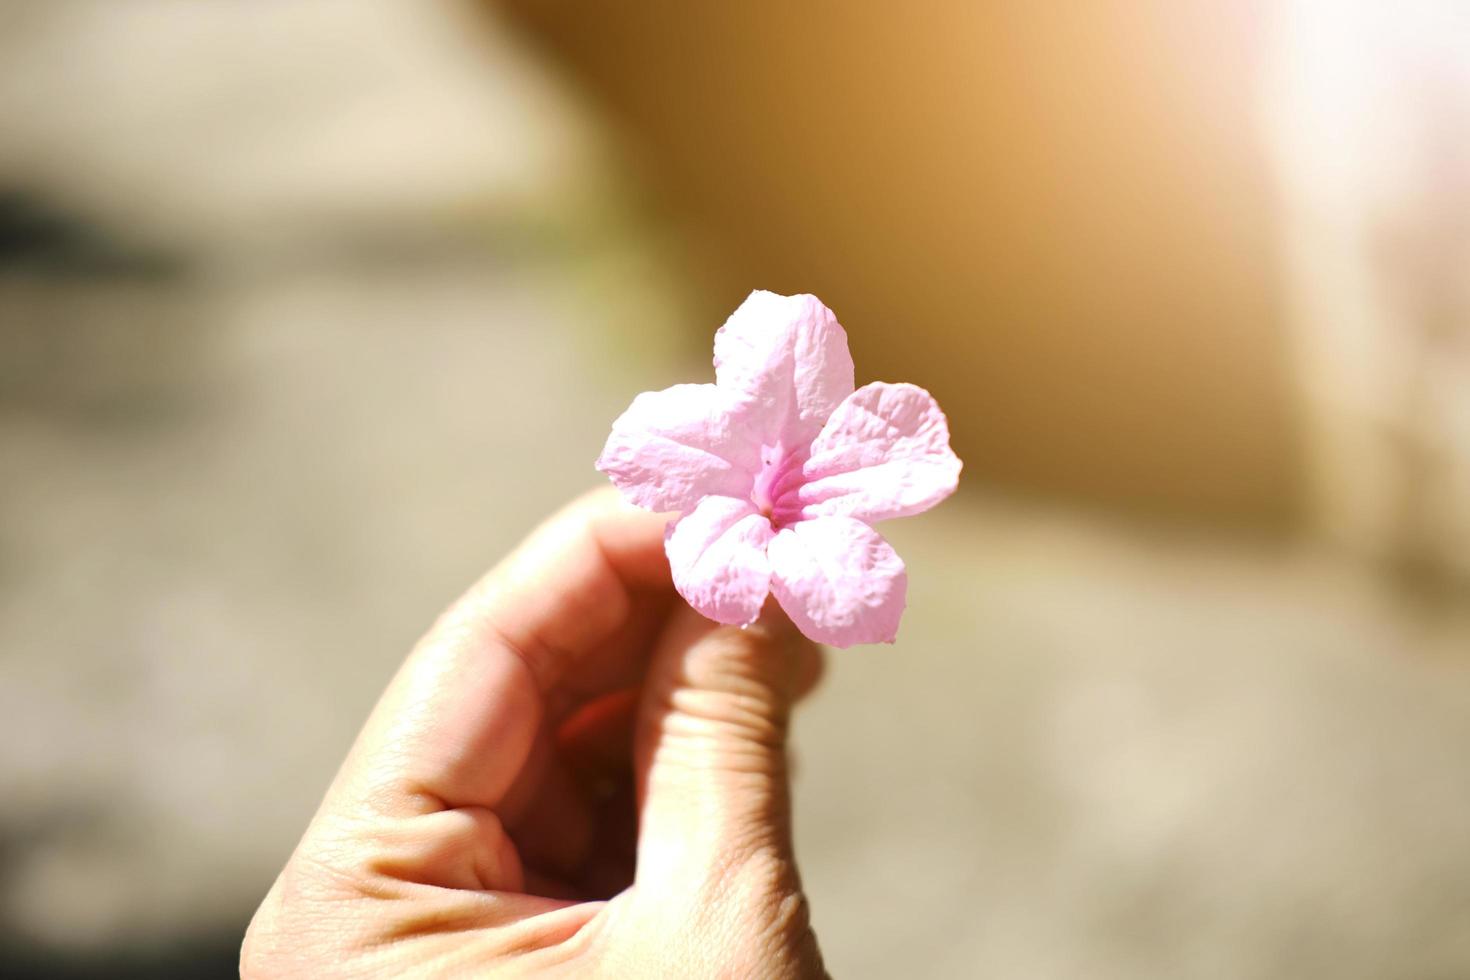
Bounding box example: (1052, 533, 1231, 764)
(2, 1, 1469, 977)
(499, 0, 1297, 526)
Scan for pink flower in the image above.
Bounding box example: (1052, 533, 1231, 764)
(596, 290, 962, 647)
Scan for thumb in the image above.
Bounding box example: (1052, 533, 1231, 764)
(633, 601, 814, 901)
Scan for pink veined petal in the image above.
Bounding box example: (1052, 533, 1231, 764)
(768, 517, 908, 648)
(788, 382, 962, 524)
(596, 383, 762, 513)
(665, 495, 776, 626)
(713, 290, 855, 450)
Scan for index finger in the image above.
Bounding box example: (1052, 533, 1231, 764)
(442, 486, 674, 690)
(330, 488, 674, 818)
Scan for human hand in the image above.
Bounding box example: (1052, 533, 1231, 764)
(242, 489, 828, 977)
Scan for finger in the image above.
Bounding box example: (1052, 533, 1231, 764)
(557, 690, 642, 899)
(557, 687, 640, 776)
(328, 488, 672, 820)
(497, 723, 594, 879)
(577, 774, 638, 900)
(632, 602, 814, 900)
(440, 486, 674, 692)
(793, 641, 826, 702)
(543, 588, 674, 725)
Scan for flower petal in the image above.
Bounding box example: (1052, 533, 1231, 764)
(666, 495, 775, 626)
(713, 290, 855, 449)
(596, 383, 762, 513)
(768, 517, 907, 647)
(790, 382, 962, 524)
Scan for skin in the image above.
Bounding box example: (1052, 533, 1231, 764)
(242, 488, 830, 978)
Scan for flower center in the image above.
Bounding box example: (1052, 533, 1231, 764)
(750, 442, 806, 529)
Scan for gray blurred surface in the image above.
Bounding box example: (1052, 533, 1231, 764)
(799, 512, 1470, 978)
(2, 2, 1469, 977)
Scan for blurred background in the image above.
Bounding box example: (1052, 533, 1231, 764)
(2, 0, 1468, 976)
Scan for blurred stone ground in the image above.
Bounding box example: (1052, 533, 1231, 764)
(2, 2, 1469, 977)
